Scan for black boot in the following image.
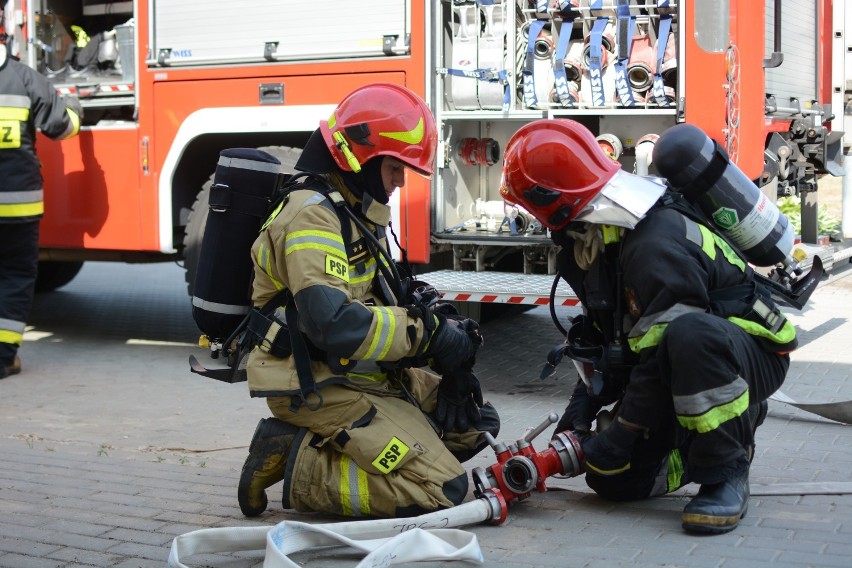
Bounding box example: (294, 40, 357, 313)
(0, 356, 21, 379)
(238, 417, 298, 517)
(682, 466, 750, 534)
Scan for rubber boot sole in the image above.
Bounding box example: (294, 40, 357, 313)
(237, 418, 295, 517)
(682, 505, 748, 534)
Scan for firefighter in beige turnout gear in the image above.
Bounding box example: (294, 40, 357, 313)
(239, 84, 500, 518)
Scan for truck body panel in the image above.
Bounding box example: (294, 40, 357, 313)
(3, 0, 842, 298)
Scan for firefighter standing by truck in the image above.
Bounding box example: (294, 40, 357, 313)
(500, 119, 795, 534)
(0, 7, 81, 379)
(237, 83, 500, 518)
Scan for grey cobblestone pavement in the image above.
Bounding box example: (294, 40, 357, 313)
(1, 258, 850, 567)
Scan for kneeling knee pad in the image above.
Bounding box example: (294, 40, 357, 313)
(442, 472, 470, 506)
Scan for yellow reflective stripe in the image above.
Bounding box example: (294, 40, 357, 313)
(356, 464, 370, 515)
(728, 316, 796, 346)
(349, 258, 377, 285)
(339, 454, 353, 516)
(667, 449, 684, 493)
(257, 243, 284, 290)
(261, 200, 284, 230)
(677, 389, 750, 433)
(585, 461, 631, 476)
(698, 225, 716, 259)
(0, 330, 24, 345)
(63, 108, 81, 139)
(284, 229, 346, 258)
(363, 307, 396, 360)
(0, 202, 44, 218)
(698, 223, 746, 271)
(380, 116, 424, 144)
(628, 322, 667, 353)
(339, 454, 370, 516)
(712, 234, 746, 271)
(0, 107, 29, 121)
(346, 371, 387, 382)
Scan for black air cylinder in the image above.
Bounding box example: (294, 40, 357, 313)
(192, 148, 281, 341)
(653, 123, 794, 267)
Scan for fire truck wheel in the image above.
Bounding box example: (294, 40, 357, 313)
(182, 146, 303, 297)
(35, 261, 85, 293)
(183, 185, 210, 298)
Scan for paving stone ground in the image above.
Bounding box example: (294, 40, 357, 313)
(1, 256, 850, 567)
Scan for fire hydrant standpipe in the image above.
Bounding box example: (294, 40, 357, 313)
(472, 412, 586, 524)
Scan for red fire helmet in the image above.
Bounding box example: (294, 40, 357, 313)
(500, 119, 621, 230)
(320, 83, 438, 177)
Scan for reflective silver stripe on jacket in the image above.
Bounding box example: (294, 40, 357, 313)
(0, 94, 31, 107)
(0, 318, 26, 334)
(0, 190, 43, 204)
(672, 377, 750, 416)
(628, 303, 704, 339)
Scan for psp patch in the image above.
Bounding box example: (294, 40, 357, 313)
(325, 254, 350, 282)
(371, 436, 410, 474)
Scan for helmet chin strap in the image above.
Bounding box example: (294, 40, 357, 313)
(360, 158, 388, 205)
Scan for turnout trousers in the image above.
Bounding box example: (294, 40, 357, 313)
(0, 221, 39, 366)
(587, 312, 789, 501)
(266, 367, 499, 518)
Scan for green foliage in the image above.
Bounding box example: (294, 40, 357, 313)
(776, 196, 841, 235)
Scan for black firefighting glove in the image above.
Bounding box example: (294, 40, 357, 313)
(580, 419, 640, 477)
(425, 313, 482, 375)
(432, 302, 462, 319)
(554, 378, 604, 435)
(436, 365, 484, 433)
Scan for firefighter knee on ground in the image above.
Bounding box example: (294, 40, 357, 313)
(499, 117, 809, 535)
(190, 83, 500, 519)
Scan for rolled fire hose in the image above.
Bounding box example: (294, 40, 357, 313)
(582, 31, 614, 69)
(596, 133, 623, 160)
(627, 61, 654, 93)
(550, 83, 580, 105)
(169, 498, 494, 567)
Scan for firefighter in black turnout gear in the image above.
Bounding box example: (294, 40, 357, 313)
(0, 9, 82, 378)
(500, 119, 795, 534)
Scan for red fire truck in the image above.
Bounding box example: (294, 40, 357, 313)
(6, 0, 847, 313)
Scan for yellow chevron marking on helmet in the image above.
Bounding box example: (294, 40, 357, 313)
(380, 117, 424, 145)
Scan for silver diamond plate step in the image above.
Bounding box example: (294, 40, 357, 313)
(416, 270, 579, 305)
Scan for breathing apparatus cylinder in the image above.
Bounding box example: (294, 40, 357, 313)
(653, 124, 795, 267)
(191, 148, 282, 343)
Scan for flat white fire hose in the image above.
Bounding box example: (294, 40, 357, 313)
(769, 390, 852, 424)
(168, 498, 493, 567)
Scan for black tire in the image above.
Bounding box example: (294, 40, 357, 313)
(182, 146, 303, 297)
(35, 261, 84, 293)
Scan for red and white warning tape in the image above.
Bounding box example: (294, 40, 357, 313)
(55, 84, 134, 96)
(439, 292, 579, 306)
